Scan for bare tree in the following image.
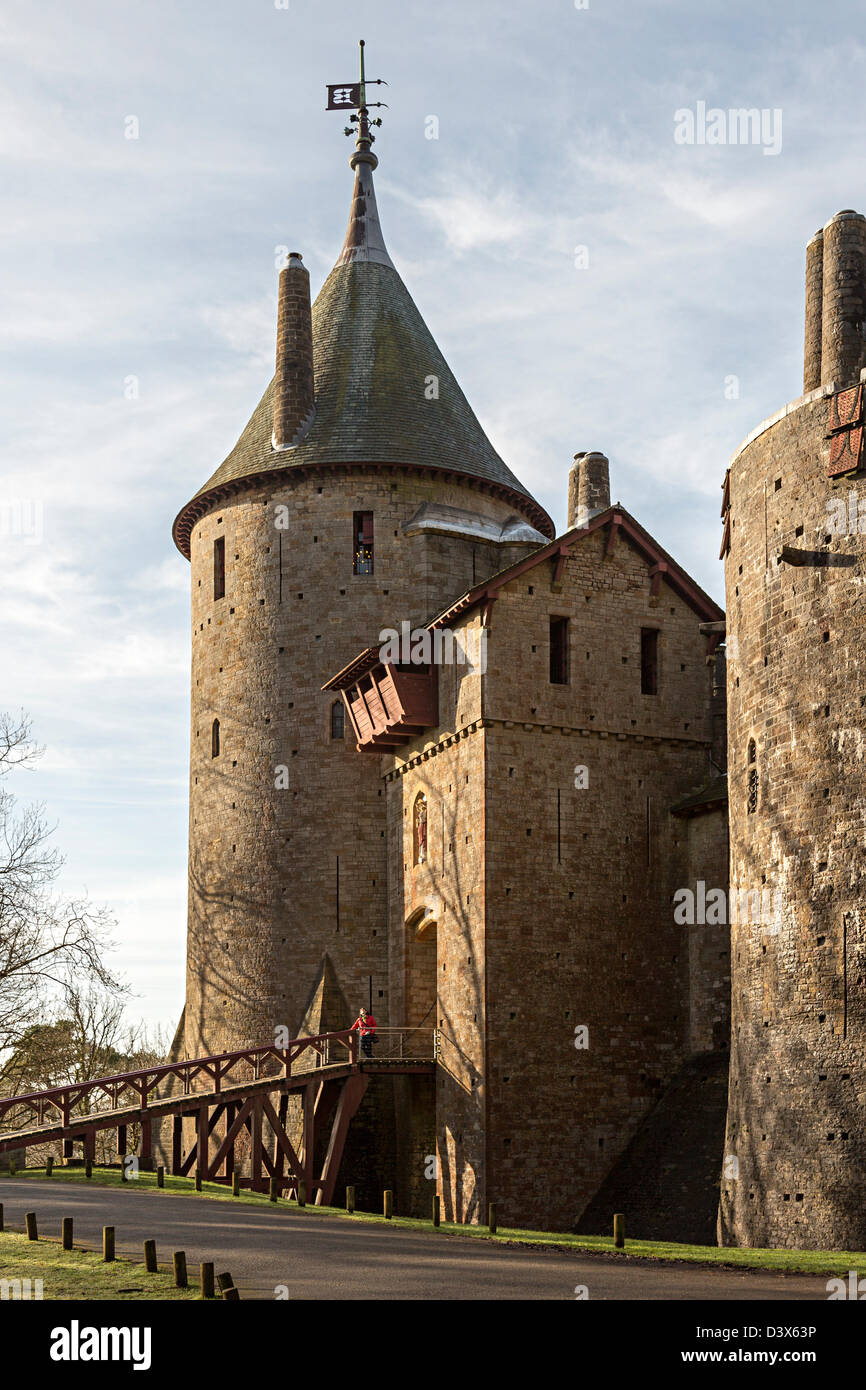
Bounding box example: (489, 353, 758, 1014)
(0, 711, 124, 1073)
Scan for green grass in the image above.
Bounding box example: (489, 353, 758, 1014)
(8, 1164, 866, 1278)
(0, 1228, 203, 1301)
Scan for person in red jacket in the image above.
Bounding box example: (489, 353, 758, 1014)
(351, 1007, 377, 1058)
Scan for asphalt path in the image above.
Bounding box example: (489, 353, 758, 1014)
(0, 1180, 832, 1301)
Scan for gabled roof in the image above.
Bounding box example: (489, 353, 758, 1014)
(173, 153, 553, 556)
(323, 505, 725, 691)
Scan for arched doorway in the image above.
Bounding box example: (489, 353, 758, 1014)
(405, 905, 437, 1034)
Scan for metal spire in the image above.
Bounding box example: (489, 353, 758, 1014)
(328, 41, 393, 269)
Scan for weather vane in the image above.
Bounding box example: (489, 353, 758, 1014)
(326, 39, 388, 146)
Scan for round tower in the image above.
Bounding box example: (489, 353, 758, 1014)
(172, 108, 552, 1065)
(720, 210, 866, 1249)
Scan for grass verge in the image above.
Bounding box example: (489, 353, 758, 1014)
(6, 1164, 864, 1279)
(0, 1227, 202, 1301)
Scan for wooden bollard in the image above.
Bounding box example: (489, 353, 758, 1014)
(297, 1179, 306, 1208)
(433, 1194, 440, 1228)
(217, 1271, 235, 1295)
(613, 1213, 625, 1249)
(194, 1171, 202, 1192)
(346, 1185, 355, 1214)
(200, 1261, 215, 1299)
(173, 1251, 188, 1288)
(25, 1211, 37, 1241)
(8, 1161, 15, 1177)
(103, 1226, 115, 1262)
(269, 1178, 278, 1203)
(85, 1159, 92, 1180)
(0, 1203, 4, 1231)
(62, 1216, 73, 1250)
(231, 1173, 240, 1197)
(46, 1156, 54, 1177)
(488, 1202, 497, 1234)
(223, 1284, 240, 1301)
(120, 1160, 127, 1183)
(157, 1165, 165, 1189)
(144, 1238, 158, 1273)
(384, 1189, 393, 1220)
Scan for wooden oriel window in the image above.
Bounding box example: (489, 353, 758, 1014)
(213, 536, 226, 600)
(354, 512, 374, 575)
(549, 616, 569, 685)
(641, 628, 659, 695)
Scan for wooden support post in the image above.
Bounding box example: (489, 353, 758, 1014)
(172, 1114, 183, 1175)
(488, 1202, 497, 1234)
(195, 1170, 202, 1192)
(103, 1226, 115, 1262)
(303, 1080, 315, 1204)
(232, 1172, 240, 1197)
(613, 1213, 625, 1249)
(8, 1160, 15, 1177)
(250, 1096, 264, 1194)
(217, 1271, 235, 1294)
(197, 1103, 209, 1182)
(269, 1178, 278, 1203)
(200, 1261, 215, 1299)
(117, 1124, 127, 1158)
(46, 1156, 54, 1177)
(346, 1185, 355, 1214)
(297, 1178, 306, 1208)
(139, 1118, 153, 1172)
(173, 1251, 188, 1288)
(384, 1190, 393, 1220)
(62, 1216, 73, 1250)
(85, 1159, 93, 1180)
(157, 1165, 165, 1189)
(62, 1139, 73, 1161)
(0, 1203, 3, 1231)
(433, 1194, 440, 1228)
(143, 1239, 158, 1273)
(25, 1211, 37, 1241)
(84, 1130, 95, 1163)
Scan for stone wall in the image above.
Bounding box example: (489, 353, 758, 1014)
(721, 386, 866, 1249)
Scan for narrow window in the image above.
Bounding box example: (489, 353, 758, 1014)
(747, 739, 758, 814)
(549, 616, 569, 685)
(213, 536, 226, 601)
(640, 628, 659, 695)
(211, 718, 220, 759)
(330, 699, 345, 740)
(354, 512, 374, 575)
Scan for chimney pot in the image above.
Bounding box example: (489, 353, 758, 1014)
(273, 250, 315, 450)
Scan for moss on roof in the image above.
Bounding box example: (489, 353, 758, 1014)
(183, 259, 543, 510)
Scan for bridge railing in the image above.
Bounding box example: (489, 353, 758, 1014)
(0, 1029, 358, 1138)
(359, 1028, 439, 1061)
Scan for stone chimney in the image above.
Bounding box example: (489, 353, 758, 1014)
(273, 252, 315, 450)
(568, 452, 610, 529)
(804, 210, 866, 392)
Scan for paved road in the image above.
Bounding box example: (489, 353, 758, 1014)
(0, 1181, 831, 1301)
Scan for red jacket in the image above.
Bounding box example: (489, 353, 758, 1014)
(351, 1013, 377, 1036)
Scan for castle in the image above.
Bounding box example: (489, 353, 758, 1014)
(170, 88, 864, 1245)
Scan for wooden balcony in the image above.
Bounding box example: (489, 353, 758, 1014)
(344, 662, 438, 750)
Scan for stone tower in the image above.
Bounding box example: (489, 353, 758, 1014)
(172, 105, 552, 1092)
(719, 210, 866, 1249)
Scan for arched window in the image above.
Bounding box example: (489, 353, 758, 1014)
(413, 792, 428, 866)
(330, 699, 345, 740)
(211, 718, 220, 759)
(747, 738, 757, 814)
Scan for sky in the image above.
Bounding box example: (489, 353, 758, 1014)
(1, 0, 864, 1034)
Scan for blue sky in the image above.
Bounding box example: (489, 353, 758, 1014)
(1, 0, 864, 1032)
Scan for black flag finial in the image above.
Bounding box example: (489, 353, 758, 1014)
(326, 39, 388, 154)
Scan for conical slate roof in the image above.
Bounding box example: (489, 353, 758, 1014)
(173, 153, 553, 554)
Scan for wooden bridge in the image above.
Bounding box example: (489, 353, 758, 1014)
(0, 1028, 437, 1207)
